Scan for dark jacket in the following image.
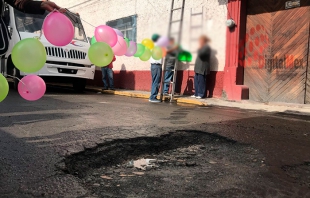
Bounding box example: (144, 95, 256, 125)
(194, 45, 211, 75)
(1, 0, 44, 15)
(165, 46, 177, 67)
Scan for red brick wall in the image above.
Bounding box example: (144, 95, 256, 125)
(88, 70, 224, 98)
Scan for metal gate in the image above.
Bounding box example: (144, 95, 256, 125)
(244, 0, 310, 104)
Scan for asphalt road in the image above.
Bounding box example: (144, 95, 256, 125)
(0, 87, 310, 197)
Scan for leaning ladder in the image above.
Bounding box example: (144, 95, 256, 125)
(160, 0, 186, 102)
(189, 7, 204, 52)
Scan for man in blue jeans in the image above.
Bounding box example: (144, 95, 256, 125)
(101, 56, 116, 91)
(149, 57, 162, 103)
(163, 38, 178, 94)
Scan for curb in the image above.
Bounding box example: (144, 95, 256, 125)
(87, 87, 150, 99)
(47, 84, 310, 114)
(176, 98, 207, 106)
(84, 87, 204, 105)
(47, 83, 206, 106)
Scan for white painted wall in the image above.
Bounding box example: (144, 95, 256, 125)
(53, 0, 227, 72)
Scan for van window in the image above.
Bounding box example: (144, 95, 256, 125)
(14, 9, 87, 42)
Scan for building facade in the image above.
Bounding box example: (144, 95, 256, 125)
(54, 0, 228, 98)
(54, 0, 310, 104)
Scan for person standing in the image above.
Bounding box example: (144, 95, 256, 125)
(163, 37, 178, 94)
(149, 57, 162, 103)
(101, 56, 116, 91)
(192, 35, 211, 99)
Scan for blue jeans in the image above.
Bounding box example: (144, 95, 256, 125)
(150, 64, 162, 100)
(164, 66, 174, 94)
(194, 73, 206, 98)
(101, 67, 114, 89)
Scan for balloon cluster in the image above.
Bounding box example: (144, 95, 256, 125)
(0, 11, 75, 102)
(0, 10, 194, 103)
(88, 27, 171, 64)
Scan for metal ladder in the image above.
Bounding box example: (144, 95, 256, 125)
(160, 0, 186, 102)
(186, 7, 204, 93)
(189, 7, 204, 52)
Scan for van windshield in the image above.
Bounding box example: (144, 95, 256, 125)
(14, 9, 87, 42)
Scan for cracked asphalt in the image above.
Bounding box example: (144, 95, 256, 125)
(0, 86, 310, 197)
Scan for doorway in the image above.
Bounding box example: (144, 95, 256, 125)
(243, 0, 310, 104)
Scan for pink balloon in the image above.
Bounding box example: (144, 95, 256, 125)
(113, 28, 124, 37)
(156, 36, 170, 47)
(112, 36, 128, 56)
(125, 41, 137, 57)
(18, 75, 46, 101)
(95, 25, 118, 47)
(43, 12, 74, 47)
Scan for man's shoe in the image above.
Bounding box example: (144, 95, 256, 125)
(149, 99, 161, 103)
(196, 96, 202, 99)
(191, 95, 197, 98)
(109, 88, 115, 91)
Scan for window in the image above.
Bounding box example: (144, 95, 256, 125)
(14, 10, 87, 42)
(106, 15, 137, 42)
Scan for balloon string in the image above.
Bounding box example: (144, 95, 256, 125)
(65, 9, 96, 28)
(6, 74, 25, 86)
(6, 75, 31, 94)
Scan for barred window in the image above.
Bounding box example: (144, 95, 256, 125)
(106, 15, 137, 42)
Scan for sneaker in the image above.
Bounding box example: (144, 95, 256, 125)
(191, 95, 197, 98)
(196, 96, 202, 99)
(149, 99, 161, 103)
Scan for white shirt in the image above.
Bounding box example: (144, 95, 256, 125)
(150, 57, 162, 64)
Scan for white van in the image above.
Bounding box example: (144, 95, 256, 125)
(1, 5, 95, 91)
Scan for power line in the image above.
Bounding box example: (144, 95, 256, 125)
(66, 9, 96, 28)
(67, 0, 99, 9)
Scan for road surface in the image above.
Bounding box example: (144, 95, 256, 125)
(0, 87, 309, 197)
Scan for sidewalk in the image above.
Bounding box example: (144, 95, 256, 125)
(48, 83, 310, 114)
(82, 86, 310, 114)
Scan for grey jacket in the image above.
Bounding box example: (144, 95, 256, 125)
(194, 45, 211, 75)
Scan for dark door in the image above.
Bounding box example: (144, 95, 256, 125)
(244, 0, 310, 104)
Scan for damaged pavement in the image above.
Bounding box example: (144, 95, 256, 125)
(0, 89, 310, 197)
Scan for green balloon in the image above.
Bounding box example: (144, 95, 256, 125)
(0, 74, 9, 102)
(178, 50, 192, 62)
(139, 48, 152, 61)
(152, 46, 163, 60)
(88, 42, 114, 67)
(124, 38, 130, 47)
(134, 44, 145, 57)
(91, 36, 97, 45)
(12, 38, 46, 73)
(151, 34, 160, 42)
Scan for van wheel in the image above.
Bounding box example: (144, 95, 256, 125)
(73, 78, 86, 92)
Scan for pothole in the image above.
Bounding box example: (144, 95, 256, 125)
(63, 131, 243, 177)
(61, 131, 304, 198)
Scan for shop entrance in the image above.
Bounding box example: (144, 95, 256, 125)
(244, 0, 310, 103)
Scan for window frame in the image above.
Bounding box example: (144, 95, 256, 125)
(106, 15, 137, 42)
